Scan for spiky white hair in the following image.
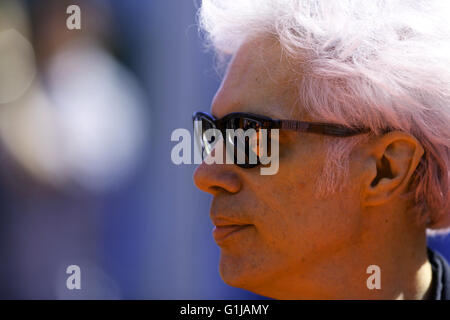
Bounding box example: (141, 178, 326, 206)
(199, 0, 450, 229)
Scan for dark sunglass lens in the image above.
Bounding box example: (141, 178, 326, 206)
(193, 114, 212, 156)
(225, 117, 264, 168)
(194, 114, 219, 158)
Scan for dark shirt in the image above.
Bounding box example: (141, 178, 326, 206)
(427, 248, 450, 300)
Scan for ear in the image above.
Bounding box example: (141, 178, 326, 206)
(362, 131, 424, 207)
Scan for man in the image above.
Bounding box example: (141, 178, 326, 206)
(193, 0, 450, 299)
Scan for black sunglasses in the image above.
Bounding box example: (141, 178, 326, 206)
(192, 111, 369, 168)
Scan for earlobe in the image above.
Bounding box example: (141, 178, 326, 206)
(362, 132, 424, 207)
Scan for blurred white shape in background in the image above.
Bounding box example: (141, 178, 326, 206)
(0, 80, 68, 185)
(0, 28, 36, 104)
(0, 34, 148, 193)
(45, 38, 148, 193)
(0, 0, 148, 193)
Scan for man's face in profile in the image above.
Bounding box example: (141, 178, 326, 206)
(193, 38, 370, 299)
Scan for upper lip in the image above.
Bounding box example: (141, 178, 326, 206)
(210, 215, 252, 227)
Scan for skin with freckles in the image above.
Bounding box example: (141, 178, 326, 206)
(193, 37, 432, 299)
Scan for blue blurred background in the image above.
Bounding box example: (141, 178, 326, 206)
(0, 0, 448, 299)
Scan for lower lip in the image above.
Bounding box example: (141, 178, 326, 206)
(212, 225, 252, 243)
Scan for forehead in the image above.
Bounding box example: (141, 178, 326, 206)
(211, 37, 302, 120)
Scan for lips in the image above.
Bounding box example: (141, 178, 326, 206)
(212, 224, 252, 243)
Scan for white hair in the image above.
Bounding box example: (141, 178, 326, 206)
(198, 0, 450, 229)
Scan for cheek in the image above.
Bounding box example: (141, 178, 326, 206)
(242, 141, 362, 261)
(250, 171, 362, 264)
(254, 154, 321, 224)
(298, 196, 363, 261)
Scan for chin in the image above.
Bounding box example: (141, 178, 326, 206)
(218, 254, 245, 285)
(218, 251, 273, 295)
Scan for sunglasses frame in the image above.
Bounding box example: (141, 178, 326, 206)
(192, 111, 369, 168)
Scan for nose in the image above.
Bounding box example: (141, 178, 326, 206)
(193, 160, 242, 196)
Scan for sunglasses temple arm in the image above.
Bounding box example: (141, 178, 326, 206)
(279, 120, 367, 136)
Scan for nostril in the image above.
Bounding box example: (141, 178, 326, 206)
(208, 185, 223, 195)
